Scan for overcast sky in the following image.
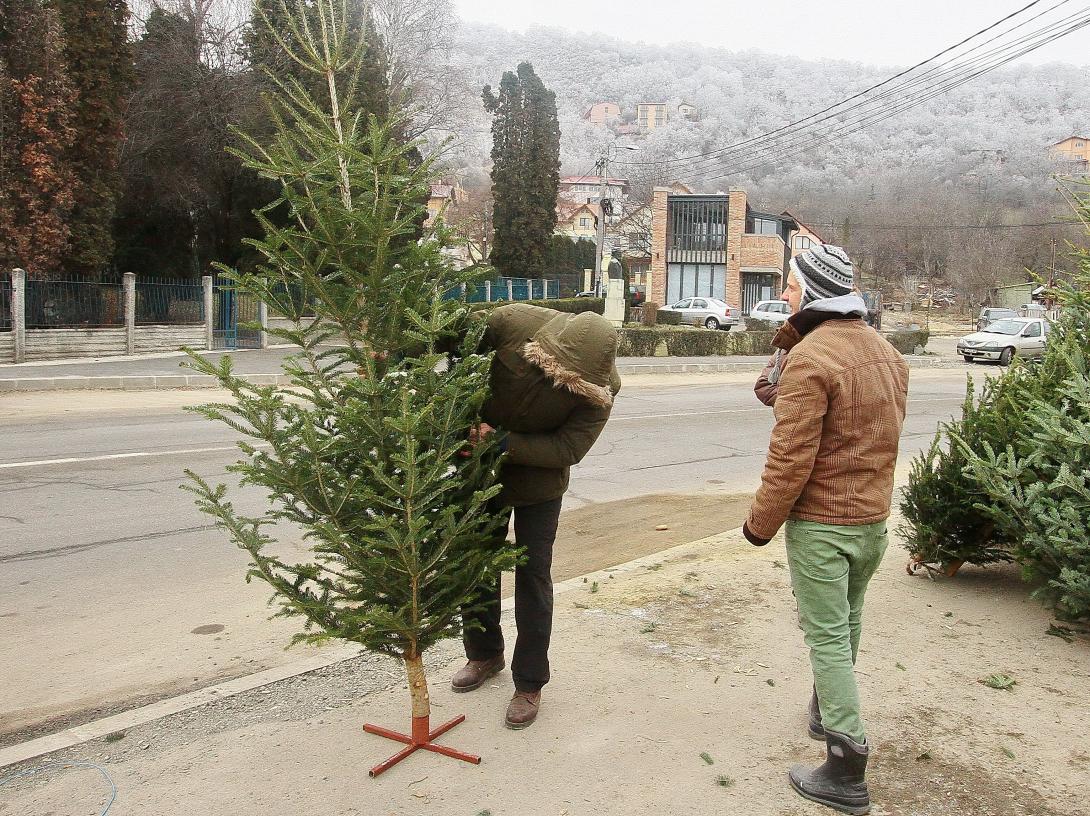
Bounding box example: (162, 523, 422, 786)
(452, 0, 1090, 67)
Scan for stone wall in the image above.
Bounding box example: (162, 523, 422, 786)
(15, 325, 205, 362)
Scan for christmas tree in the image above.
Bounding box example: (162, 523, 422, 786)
(184, 0, 517, 775)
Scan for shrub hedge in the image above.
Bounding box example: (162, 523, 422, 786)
(471, 298, 604, 315)
(883, 329, 930, 354)
(617, 326, 775, 357)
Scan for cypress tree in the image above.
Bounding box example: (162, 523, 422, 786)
(483, 62, 560, 279)
(54, 0, 131, 277)
(0, 0, 78, 275)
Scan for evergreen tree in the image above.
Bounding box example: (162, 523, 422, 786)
(0, 0, 77, 275)
(54, 0, 131, 277)
(184, 0, 517, 771)
(483, 62, 560, 279)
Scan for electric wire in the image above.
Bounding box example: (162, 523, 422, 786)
(611, 2, 1090, 180)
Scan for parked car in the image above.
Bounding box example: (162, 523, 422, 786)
(659, 297, 740, 330)
(628, 285, 646, 307)
(976, 306, 1017, 331)
(749, 299, 791, 325)
(574, 291, 596, 298)
(957, 317, 1051, 366)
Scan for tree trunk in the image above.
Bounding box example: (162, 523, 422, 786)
(405, 653, 430, 720)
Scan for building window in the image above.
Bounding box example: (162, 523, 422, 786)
(795, 235, 813, 249)
(580, 217, 591, 228)
(750, 217, 780, 236)
(669, 199, 727, 253)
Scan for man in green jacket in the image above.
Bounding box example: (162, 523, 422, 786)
(453, 303, 621, 730)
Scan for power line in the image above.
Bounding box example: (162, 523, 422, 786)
(612, 2, 1090, 182)
(680, 4, 1088, 178)
(797, 220, 1082, 231)
(697, 12, 1090, 184)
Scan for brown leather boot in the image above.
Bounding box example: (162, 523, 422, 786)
(504, 691, 541, 730)
(450, 656, 505, 693)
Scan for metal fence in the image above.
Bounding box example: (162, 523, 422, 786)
(24, 277, 124, 329)
(0, 272, 11, 331)
(135, 277, 204, 325)
(446, 278, 559, 303)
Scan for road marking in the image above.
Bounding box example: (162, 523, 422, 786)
(0, 443, 269, 470)
(0, 398, 966, 468)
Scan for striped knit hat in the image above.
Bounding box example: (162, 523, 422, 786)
(791, 244, 855, 308)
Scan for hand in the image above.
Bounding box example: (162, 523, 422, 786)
(742, 521, 771, 547)
(459, 422, 497, 457)
(467, 422, 496, 446)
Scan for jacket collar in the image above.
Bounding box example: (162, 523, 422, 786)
(772, 310, 863, 352)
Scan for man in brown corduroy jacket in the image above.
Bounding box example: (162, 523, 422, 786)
(743, 245, 908, 816)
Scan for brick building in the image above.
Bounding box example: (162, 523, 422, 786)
(648, 187, 807, 314)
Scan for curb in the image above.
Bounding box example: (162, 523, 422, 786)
(0, 357, 964, 392)
(0, 527, 748, 769)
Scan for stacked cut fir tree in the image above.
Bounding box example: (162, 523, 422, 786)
(901, 193, 1090, 621)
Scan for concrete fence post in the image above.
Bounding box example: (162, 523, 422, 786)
(123, 272, 136, 355)
(202, 275, 214, 350)
(258, 297, 269, 350)
(506, 279, 514, 301)
(11, 267, 25, 363)
(485, 280, 492, 302)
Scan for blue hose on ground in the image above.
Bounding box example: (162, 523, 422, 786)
(0, 759, 116, 815)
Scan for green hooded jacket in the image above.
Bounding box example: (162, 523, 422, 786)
(481, 304, 621, 507)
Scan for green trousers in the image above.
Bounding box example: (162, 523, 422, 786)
(785, 519, 888, 742)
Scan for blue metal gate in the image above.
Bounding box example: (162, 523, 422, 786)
(213, 275, 262, 350)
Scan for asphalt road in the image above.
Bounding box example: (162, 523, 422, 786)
(0, 369, 975, 746)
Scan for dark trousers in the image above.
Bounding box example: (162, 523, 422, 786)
(462, 497, 563, 693)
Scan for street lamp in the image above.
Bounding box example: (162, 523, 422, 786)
(594, 143, 639, 296)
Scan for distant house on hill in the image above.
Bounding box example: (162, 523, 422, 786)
(780, 210, 826, 257)
(637, 102, 669, 131)
(558, 175, 630, 204)
(426, 181, 466, 224)
(556, 201, 600, 241)
(677, 101, 698, 121)
(585, 102, 621, 125)
(1048, 135, 1090, 172)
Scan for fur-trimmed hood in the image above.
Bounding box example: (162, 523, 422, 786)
(483, 304, 621, 408)
(523, 312, 619, 408)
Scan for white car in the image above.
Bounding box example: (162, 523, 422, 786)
(750, 300, 791, 325)
(957, 317, 1051, 366)
(660, 297, 740, 330)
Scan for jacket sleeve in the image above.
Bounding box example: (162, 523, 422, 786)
(746, 351, 828, 540)
(504, 403, 612, 469)
(753, 353, 779, 407)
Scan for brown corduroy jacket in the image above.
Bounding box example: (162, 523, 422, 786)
(745, 316, 909, 542)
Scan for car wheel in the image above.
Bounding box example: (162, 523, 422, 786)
(999, 347, 1015, 366)
(963, 355, 973, 363)
(704, 317, 720, 330)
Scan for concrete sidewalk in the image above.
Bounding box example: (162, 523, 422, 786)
(1, 525, 1083, 816)
(0, 346, 964, 391)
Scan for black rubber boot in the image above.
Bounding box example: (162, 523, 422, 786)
(789, 729, 871, 815)
(808, 686, 825, 740)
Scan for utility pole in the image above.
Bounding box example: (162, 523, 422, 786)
(593, 156, 608, 297)
(593, 142, 639, 297)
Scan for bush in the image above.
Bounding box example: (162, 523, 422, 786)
(616, 326, 775, 357)
(472, 297, 604, 315)
(883, 329, 929, 354)
(657, 309, 682, 326)
(745, 316, 778, 333)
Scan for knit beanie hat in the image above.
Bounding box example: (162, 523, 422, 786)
(791, 244, 855, 308)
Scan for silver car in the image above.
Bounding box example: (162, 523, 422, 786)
(957, 317, 1051, 366)
(750, 299, 791, 325)
(660, 297, 740, 330)
(976, 307, 1017, 331)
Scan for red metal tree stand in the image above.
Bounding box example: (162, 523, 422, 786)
(364, 714, 481, 778)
